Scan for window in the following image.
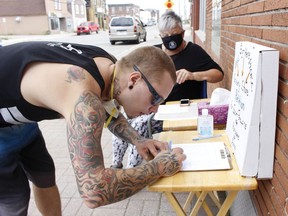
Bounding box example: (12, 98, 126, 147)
(199, 0, 206, 33)
(80, 5, 84, 15)
(212, 0, 222, 56)
(75, 5, 79, 14)
(196, 0, 206, 42)
(54, 0, 61, 10)
(50, 17, 59, 30)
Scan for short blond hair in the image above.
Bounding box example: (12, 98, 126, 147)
(118, 46, 176, 84)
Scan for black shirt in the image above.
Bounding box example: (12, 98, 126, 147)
(0, 41, 116, 127)
(155, 42, 223, 102)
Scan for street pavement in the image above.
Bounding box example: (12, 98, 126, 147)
(27, 119, 218, 216)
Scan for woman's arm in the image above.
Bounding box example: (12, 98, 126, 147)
(176, 68, 224, 84)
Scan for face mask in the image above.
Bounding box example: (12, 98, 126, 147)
(161, 33, 183, 50)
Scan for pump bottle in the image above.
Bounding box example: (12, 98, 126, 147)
(197, 108, 214, 138)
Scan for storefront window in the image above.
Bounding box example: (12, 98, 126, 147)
(212, 0, 222, 56)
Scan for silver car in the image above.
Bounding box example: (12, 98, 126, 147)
(109, 16, 147, 45)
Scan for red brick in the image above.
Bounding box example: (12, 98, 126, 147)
(247, 1, 265, 14)
(278, 132, 288, 157)
(238, 5, 248, 16)
(279, 63, 288, 81)
(246, 27, 263, 38)
(277, 112, 288, 138)
(264, 0, 288, 11)
(278, 80, 288, 98)
(240, 16, 252, 25)
(277, 97, 288, 118)
(273, 160, 288, 194)
(232, 0, 241, 8)
(251, 14, 272, 26)
(263, 29, 288, 44)
(263, 180, 284, 216)
(276, 127, 281, 144)
(272, 12, 288, 26)
(258, 181, 278, 216)
(253, 189, 267, 215)
(230, 17, 240, 25)
(241, 0, 255, 5)
(274, 144, 288, 176)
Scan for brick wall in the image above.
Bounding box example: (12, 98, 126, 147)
(197, 0, 288, 215)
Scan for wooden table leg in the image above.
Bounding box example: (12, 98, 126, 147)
(209, 191, 222, 209)
(183, 192, 195, 211)
(189, 191, 209, 216)
(164, 192, 186, 216)
(217, 191, 238, 216)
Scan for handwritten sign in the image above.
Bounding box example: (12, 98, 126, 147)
(226, 41, 279, 179)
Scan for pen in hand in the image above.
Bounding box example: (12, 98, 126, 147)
(168, 140, 172, 153)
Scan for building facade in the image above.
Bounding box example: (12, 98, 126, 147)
(107, 4, 141, 18)
(68, 0, 87, 31)
(0, 0, 76, 35)
(190, 0, 288, 215)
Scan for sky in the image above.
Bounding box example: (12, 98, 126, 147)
(106, 0, 191, 19)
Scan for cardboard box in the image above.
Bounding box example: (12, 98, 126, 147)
(226, 41, 279, 179)
(198, 102, 229, 125)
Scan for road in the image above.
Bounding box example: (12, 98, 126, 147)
(2, 25, 163, 59)
(2, 24, 191, 58)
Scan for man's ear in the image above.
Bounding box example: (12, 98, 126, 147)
(128, 71, 141, 87)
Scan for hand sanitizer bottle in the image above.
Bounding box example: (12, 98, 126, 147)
(197, 108, 214, 138)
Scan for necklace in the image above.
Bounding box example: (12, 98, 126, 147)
(110, 65, 117, 99)
(104, 66, 118, 128)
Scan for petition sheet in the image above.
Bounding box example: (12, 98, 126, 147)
(172, 142, 232, 171)
(154, 103, 198, 120)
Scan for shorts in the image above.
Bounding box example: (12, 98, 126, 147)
(0, 123, 56, 216)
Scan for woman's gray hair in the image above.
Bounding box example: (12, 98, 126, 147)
(158, 10, 183, 33)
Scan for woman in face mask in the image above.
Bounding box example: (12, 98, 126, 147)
(111, 10, 224, 169)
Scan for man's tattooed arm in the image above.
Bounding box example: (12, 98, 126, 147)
(66, 90, 181, 208)
(107, 113, 146, 145)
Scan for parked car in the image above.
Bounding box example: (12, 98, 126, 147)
(77, 21, 99, 35)
(109, 16, 147, 45)
(146, 20, 156, 26)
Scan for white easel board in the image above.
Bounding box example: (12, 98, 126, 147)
(226, 41, 279, 179)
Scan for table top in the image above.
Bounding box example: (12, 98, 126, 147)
(148, 130, 258, 192)
(162, 99, 225, 131)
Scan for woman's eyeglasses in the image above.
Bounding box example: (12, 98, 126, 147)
(133, 65, 164, 106)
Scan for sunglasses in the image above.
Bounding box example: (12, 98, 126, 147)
(133, 65, 165, 106)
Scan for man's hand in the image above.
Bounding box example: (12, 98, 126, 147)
(135, 138, 168, 161)
(151, 147, 186, 177)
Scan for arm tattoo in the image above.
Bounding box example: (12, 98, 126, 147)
(66, 90, 163, 208)
(65, 66, 86, 83)
(108, 114, 146, 145)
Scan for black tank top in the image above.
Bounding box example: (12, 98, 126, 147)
(0, 41, 116, 127)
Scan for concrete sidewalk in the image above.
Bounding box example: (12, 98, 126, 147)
(27, 119, 217, 216)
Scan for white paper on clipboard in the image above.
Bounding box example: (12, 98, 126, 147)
(172, 142, 232, 171)
(154, 103, 198, 120)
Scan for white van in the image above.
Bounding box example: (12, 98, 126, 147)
(109, 16, 147, 45)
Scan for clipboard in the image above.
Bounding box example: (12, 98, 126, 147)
(154, 103, 198, 120)
(172, 142, 232, 171)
